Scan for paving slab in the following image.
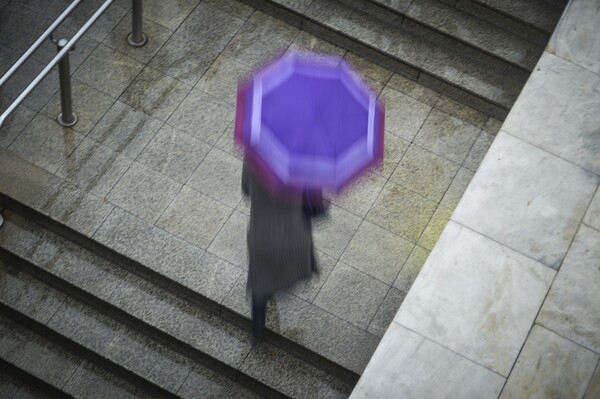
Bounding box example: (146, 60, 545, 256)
(56, 138, 133, 198)
(135, 124, 211, 184)
(177, 1, 246, 53)
(395, 221, 555, 376)
(207, 210, 249, 269)
(340, 220, 413, 284)
(141, 0, 200, 31)
(503, 53, 600, 175)
(288, 249, 338, 303)
(367, 288, 406, 338)
(547, 0, 600, 75)
(453, 132, 600, 269)
(414, 108, 481, 165)
(350, 323, 505, 399)
(313, 205, 362, 259)
(585, 362, 600, 399)
(386, 73, 440, 106)
(220, 11, 298, 69)
(500, 324, 599, 399)
(186, 147, 243, 208)
(148, 32, 219, 86)
(366, 181, 438, 243)
(584, 187, 600, 231)
(73, 44, 145, 98)
(393, 245, 429, 292)
(40, 80, 116, 135)
(119, 67, 192, 121)
(440, 167, 474, 209)
(380, 86, 432, 141)
(167, 88, 234, 145)
(62, 0, 129, 43)
(194, 54, 253, 105)
(106, 161, 182, 223)
(326, 171, 386, 218)
(156, 186, 232, 250)
(537, 224, 600, 353)
(314, 262, 389, 330)
(390, 144, 459, 202)
(462, 130, 494, 172)
(87, 100, 163, 159)
(0, 96, 36, 150)
(8, 113, 85, 174)
(417, 204, 453, 250)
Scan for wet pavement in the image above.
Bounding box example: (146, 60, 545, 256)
(0, 0, 501, 368)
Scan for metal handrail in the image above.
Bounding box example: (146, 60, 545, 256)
(0, 0, 83, 88)
(0, 0, 116, 128)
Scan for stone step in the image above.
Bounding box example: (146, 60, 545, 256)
(0, 210, 355, 398)
(455, 0, 563, 45)
(342, 0, 542, 71)
(243, 0, 527, 120)
(0, 312, 172, 398)
(0, 360, 71, 398)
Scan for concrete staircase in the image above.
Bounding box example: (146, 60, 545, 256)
(0, 202, 358, 398)
(240, 0, 565, 119)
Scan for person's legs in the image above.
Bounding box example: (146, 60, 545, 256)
(252, 292, 268, 338)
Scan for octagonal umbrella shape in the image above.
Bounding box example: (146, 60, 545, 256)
(235, 51, 384, 195)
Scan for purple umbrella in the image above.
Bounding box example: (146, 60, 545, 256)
(235, 51, 384, 195)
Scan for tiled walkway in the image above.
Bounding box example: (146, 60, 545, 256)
(0, 0, 501, 350)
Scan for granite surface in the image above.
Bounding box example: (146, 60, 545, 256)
(350, 323, 505, 398)
(48, 297, 195, 393)
(0, 314, 82, 389)
(547, 0, 600, 75)
(396, 221, 555, 376)
(500, 325, 599, 399)
(537, 224, 600, 353)
(503, 53, 600, 175)
(453, 132, 599, 269)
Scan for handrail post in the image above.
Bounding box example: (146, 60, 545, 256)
(127, 0, 147, 47)
(55, 38, 78, 127)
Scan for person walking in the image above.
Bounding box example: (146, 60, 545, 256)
(242, 159, 318, 338)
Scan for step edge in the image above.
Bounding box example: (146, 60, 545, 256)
(243, 0, 517, 115)
(0, 193, 362, 385)
(467, 0, 560, 34)
(0, 357, 74, 399)
(0, 303, 181, 399)
(333, 0, 539, 71)
(0, 246, 338, 399)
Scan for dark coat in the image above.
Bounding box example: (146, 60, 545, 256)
(242, 161, 316, 297)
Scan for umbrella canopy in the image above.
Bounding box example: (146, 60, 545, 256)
(235, 51, 384, 194)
